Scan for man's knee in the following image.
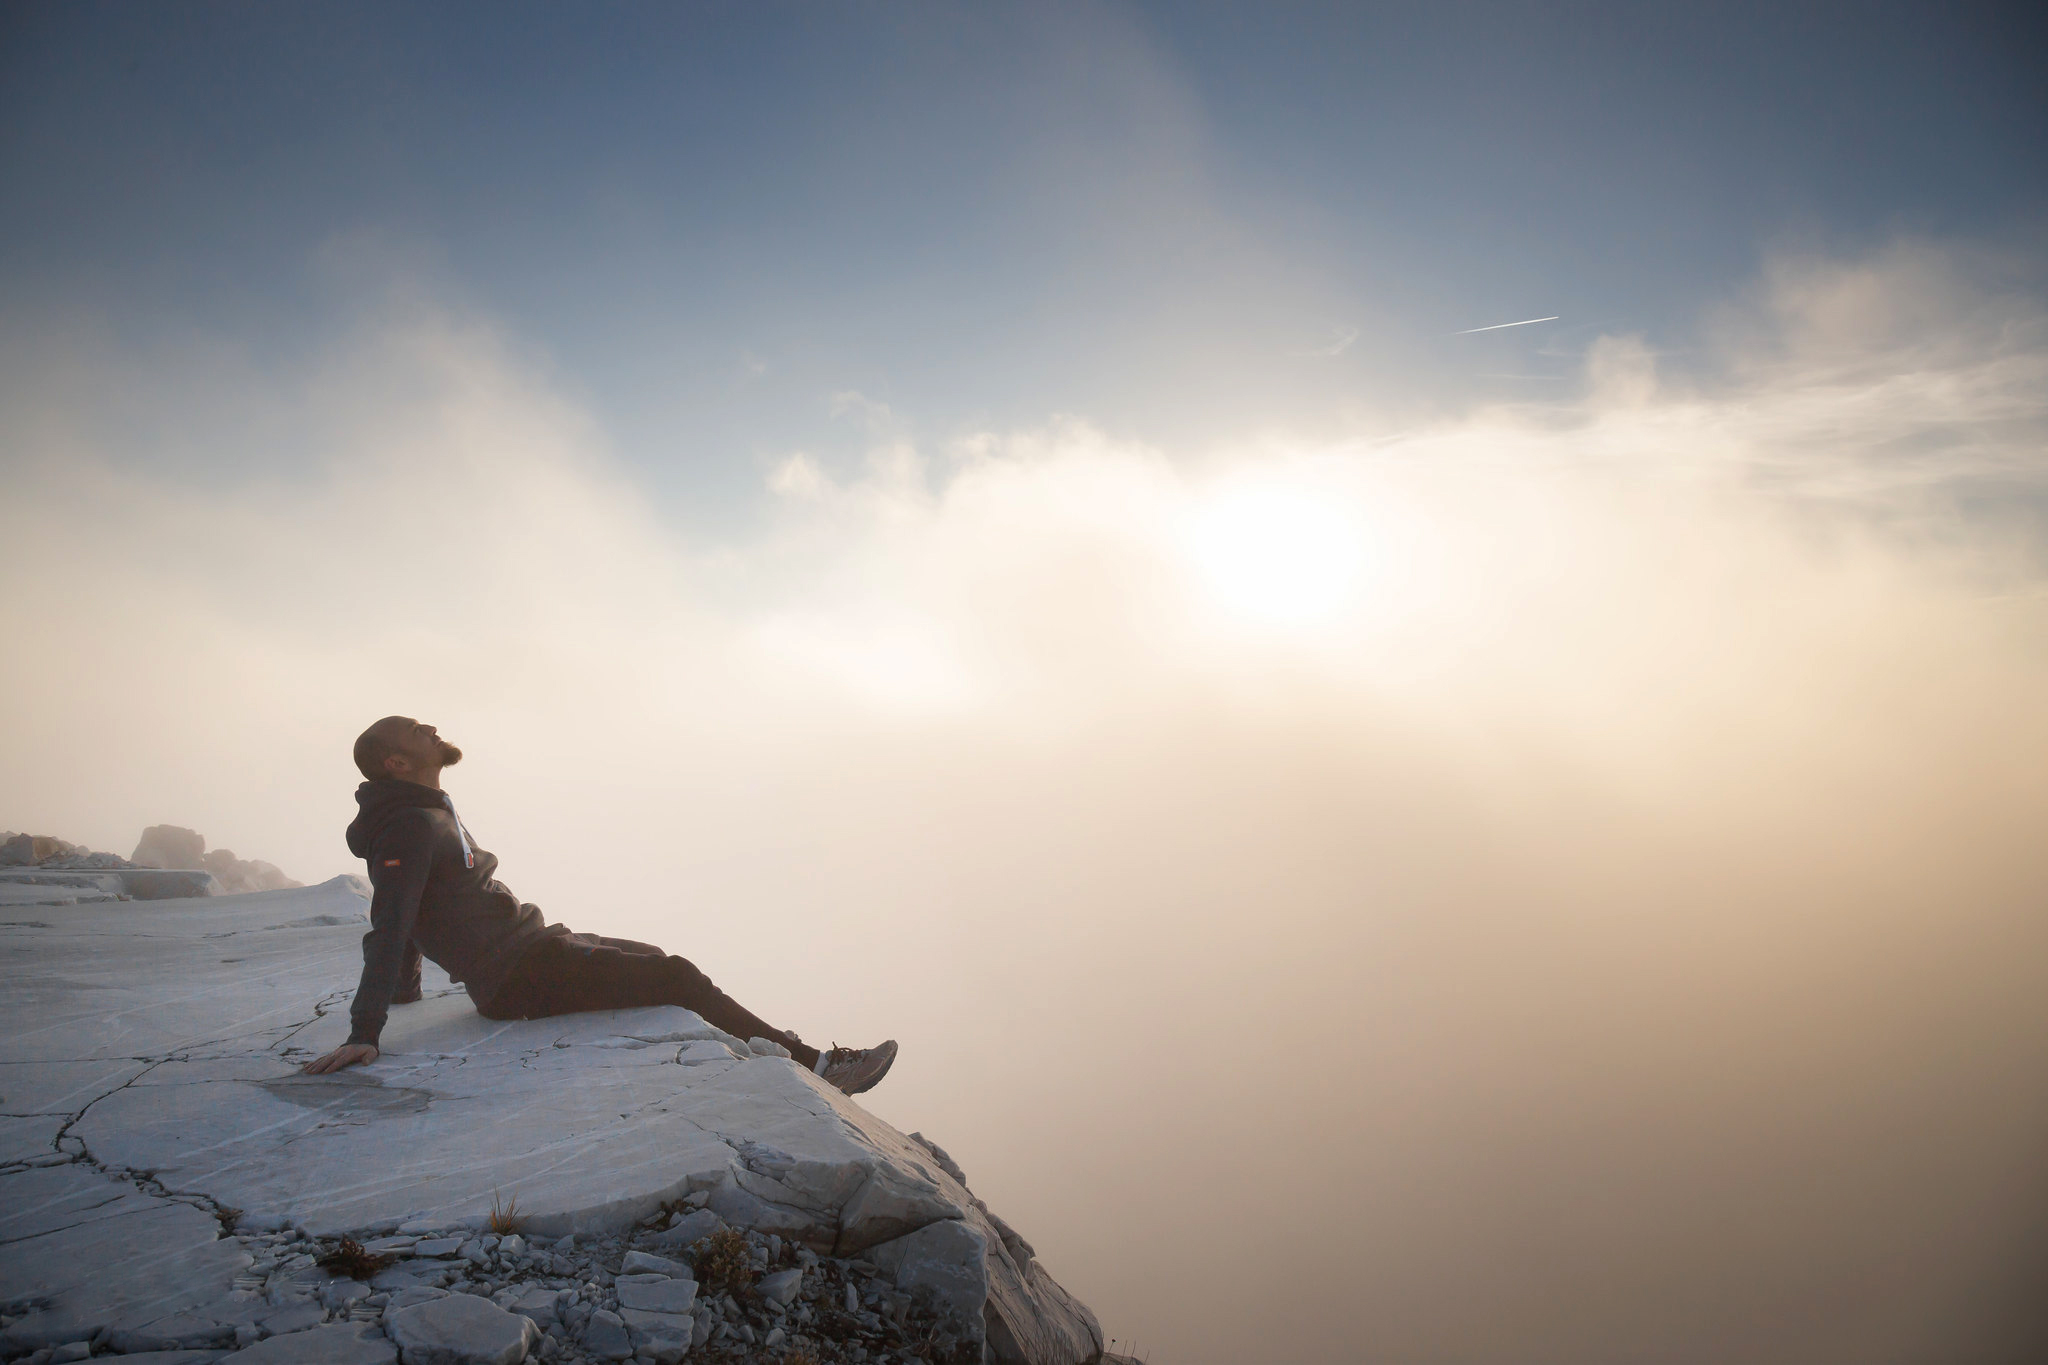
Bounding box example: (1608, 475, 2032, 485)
(658, 953, 720, 998)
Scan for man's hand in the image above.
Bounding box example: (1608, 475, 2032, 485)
(301, 1043, 379, 1075)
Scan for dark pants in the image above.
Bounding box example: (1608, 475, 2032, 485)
(479, 933, 820, 1070)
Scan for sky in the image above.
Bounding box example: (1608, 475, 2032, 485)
(4, 5, 2048, 1364)
(4, 3, 2044, 519)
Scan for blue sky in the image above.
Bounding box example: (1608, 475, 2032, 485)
(3, 2, 2042, 527)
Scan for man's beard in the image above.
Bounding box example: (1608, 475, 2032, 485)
(436, 740, 463, 767)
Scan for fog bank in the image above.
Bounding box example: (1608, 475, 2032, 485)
(3, 242, 2045, 1362)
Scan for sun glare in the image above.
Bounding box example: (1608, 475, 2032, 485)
(1186, 482, 1370, 628)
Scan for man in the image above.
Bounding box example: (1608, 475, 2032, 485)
(301, 716, 897, 1095)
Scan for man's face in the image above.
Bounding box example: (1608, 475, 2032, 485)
(382, 718, 462, 775)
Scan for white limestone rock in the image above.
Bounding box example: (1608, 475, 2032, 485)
(259, 1301, 326, 1334)
(385, 1293, 536, 1365)
(757, 1266, 804, 1307)
(106, 1309, 237, 1353)
(0, 879, 1103, 1365)
(0, 1113, 67, 1164)
(506, 1285, 565, 1327)
(650, 1207, 725, 1250)
(614, 1275, 697, 1314)
(618, 1250, 690, 1278)
(0, 1164, 251, 1354)
(618, 1306, 694, 1363)
(579, 1308, 632, 1360)
(219, 1322, 398, 1364)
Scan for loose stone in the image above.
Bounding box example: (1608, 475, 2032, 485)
(758, 1267, 803, 1308)
(618, 1251, 690, 1279)
(579, 1308, 633, 1361)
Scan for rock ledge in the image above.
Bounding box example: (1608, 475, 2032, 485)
(0, 881, 1103, 1364)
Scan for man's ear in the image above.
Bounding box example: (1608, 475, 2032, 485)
(383, 752, 412, 778)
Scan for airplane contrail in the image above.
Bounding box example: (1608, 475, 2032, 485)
(1455, 315, 1559, 335)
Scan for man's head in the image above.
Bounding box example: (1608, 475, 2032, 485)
(353, 716, 463, 787)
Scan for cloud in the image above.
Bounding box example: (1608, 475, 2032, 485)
(2, 242, 2045, 1363)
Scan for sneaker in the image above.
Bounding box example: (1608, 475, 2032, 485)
(816, 1039, 898, 1096)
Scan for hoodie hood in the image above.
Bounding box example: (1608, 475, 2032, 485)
(347, 779, 460, 859)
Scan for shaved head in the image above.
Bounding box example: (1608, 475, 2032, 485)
(354, 716, 461, 783)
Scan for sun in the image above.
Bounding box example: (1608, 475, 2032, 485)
(1185, 481, 1370, 628)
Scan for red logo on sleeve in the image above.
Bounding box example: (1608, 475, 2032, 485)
(383, 859, 401, 867)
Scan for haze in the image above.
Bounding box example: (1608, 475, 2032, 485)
(3, 6, 2045, 1362)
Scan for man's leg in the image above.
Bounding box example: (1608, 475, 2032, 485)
(496, 936, 822, 1072)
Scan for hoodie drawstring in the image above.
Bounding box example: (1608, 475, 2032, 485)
(443, 795, 476, 869)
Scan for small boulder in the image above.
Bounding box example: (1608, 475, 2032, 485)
(579, 1308, 633, 1361)
(615, 1276, 697, 1315)
(618, 1308, 694, 1364)
(757, 1267, 803, 1308)
(508, 1287, 565, 1328)
(651, 1208, 726, 1251)
(619, 1250, 690, 1278)
(132, 824, 206, 870)
(385, 1293, 536, 1365)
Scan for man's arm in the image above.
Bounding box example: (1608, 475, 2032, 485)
(302, 816, 434, 1073)
(393, 940, 424, 1004)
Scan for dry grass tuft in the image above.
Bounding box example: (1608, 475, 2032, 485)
(487, 1189, 523, 1235)
(691, 1225, 755, 1297)
(316, 1237, 395, 1281)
